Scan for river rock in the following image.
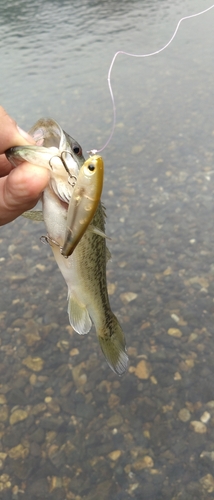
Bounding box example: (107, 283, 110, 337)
(10, 409, 28, 425)
(134, 360, 152, 379)
(8, 444, 29, 460)
(22, 356, 44, 372)
(190, 421, 207, 433)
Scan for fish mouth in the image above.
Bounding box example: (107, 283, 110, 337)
(31, 127, 45, 146)
(29, 118, 63, 149)
(29, 118, 85, 174)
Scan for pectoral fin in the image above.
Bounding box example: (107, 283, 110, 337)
(22, 210, 43, 221)
(68, 294, 92, 335)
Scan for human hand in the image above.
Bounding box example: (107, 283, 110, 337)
(0, 106, 50, 225)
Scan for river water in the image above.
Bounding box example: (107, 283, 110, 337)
(0, 1, 214, 499)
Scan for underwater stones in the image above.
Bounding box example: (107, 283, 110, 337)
(133, 455, 154, 470)
(167, 328, 183, 338)
(200, 474, 214, 493)
(107, 413, 123, 428)
(200, 411, 211, 424)
(178, 408, 191, 422)
(0, 406, 9, 422)
(22, 356, 44, 372)
(190, 421, 207, 434)
(120, 292, 138, 303)
(134, 360, 152, 380)
(200, 451, 214, 461)
(107, 282, 116, 295)
(108, 450, 121, 461)
(0, 395, 7, 405)
(8, 444, 29, 460)
(9, 409, 28, 425)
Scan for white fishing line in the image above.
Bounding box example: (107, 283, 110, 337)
(88, 3, 214, 155)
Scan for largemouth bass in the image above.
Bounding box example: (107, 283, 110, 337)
(6, 118, 129, 375)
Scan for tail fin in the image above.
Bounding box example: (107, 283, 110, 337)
(98, 315, 129, 375)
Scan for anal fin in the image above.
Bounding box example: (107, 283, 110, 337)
(68, 294, 92, 335)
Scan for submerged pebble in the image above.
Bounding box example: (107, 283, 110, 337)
(134, 360, 152, 379)
(22, 356, 44, 372)
(190, 421, 207, 434)
(178, 408, 191, 422)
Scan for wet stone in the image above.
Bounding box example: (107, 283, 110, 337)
(0, 406, 8, 422)
(10, 409, 28, 425)
(30, 442, 41, 457)
(200, 474, 214, 493)
(8, 444, 29, 460)
(107, 413, 123, 428)
(108, 450, 122, 461)
(22, 356, 44, 372)
(200, 451, 214, 461)
(40, 416, 65, 431)
(120, 292, 138, 303)
(134, 360, 152, 379)
(167, 328, 183, 338)
(200, 411, 211, 424)
(8, 386, 28, 406)
(60, 381, 73, 397)
(50, 488, 65, 500)
(178, 408, 191, 422)
(0, 395, 7, 405)
(133, 455, 154, 470)
(30, 403, 47, 416)
(48, 446, 66, 469)
(190, 421, 207, 434)
(75, 402, 95, 419)
(28, 478, 49, 497)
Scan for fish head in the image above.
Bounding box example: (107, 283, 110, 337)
(29, 119, 85, 178)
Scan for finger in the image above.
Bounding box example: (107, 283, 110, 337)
(0, 154, 14, 178)
(0, 162, 50, 225)
(0, 106, 34, 153)
(0, 106, 35, 177)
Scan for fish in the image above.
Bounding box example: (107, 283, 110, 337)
(6, 118, 129, 375)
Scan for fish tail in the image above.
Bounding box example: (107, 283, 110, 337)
(98, 315, 129, 375)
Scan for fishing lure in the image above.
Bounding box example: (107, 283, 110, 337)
(61, 154, 104, 257)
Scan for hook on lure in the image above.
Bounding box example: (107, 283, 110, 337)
(88, 3, 214, 155)
(49, 149, 77, 186)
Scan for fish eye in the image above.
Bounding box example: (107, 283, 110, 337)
(88, 164, 95, 172)
(73, 144, 82, 156)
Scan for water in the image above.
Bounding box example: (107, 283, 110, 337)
(0, 0, 214, 498)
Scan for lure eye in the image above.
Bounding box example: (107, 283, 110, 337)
(88, 164, 95, 172)
(73, 144, 82, 156)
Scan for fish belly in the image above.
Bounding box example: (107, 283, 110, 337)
(43, 187, 67, 246)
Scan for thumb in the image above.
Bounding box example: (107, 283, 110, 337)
(0, 106, 34, 154)
(0, 106, 35, 176)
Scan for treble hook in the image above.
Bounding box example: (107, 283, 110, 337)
(61, 150, 77, 182)
(48, 150, 77, 185)
(40, 235, 60, 248)
(48, 154, 60, 170)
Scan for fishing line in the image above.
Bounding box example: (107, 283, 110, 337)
(88, 3, 214, 155)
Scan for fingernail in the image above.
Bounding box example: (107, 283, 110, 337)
(17, 125, 33, 141)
